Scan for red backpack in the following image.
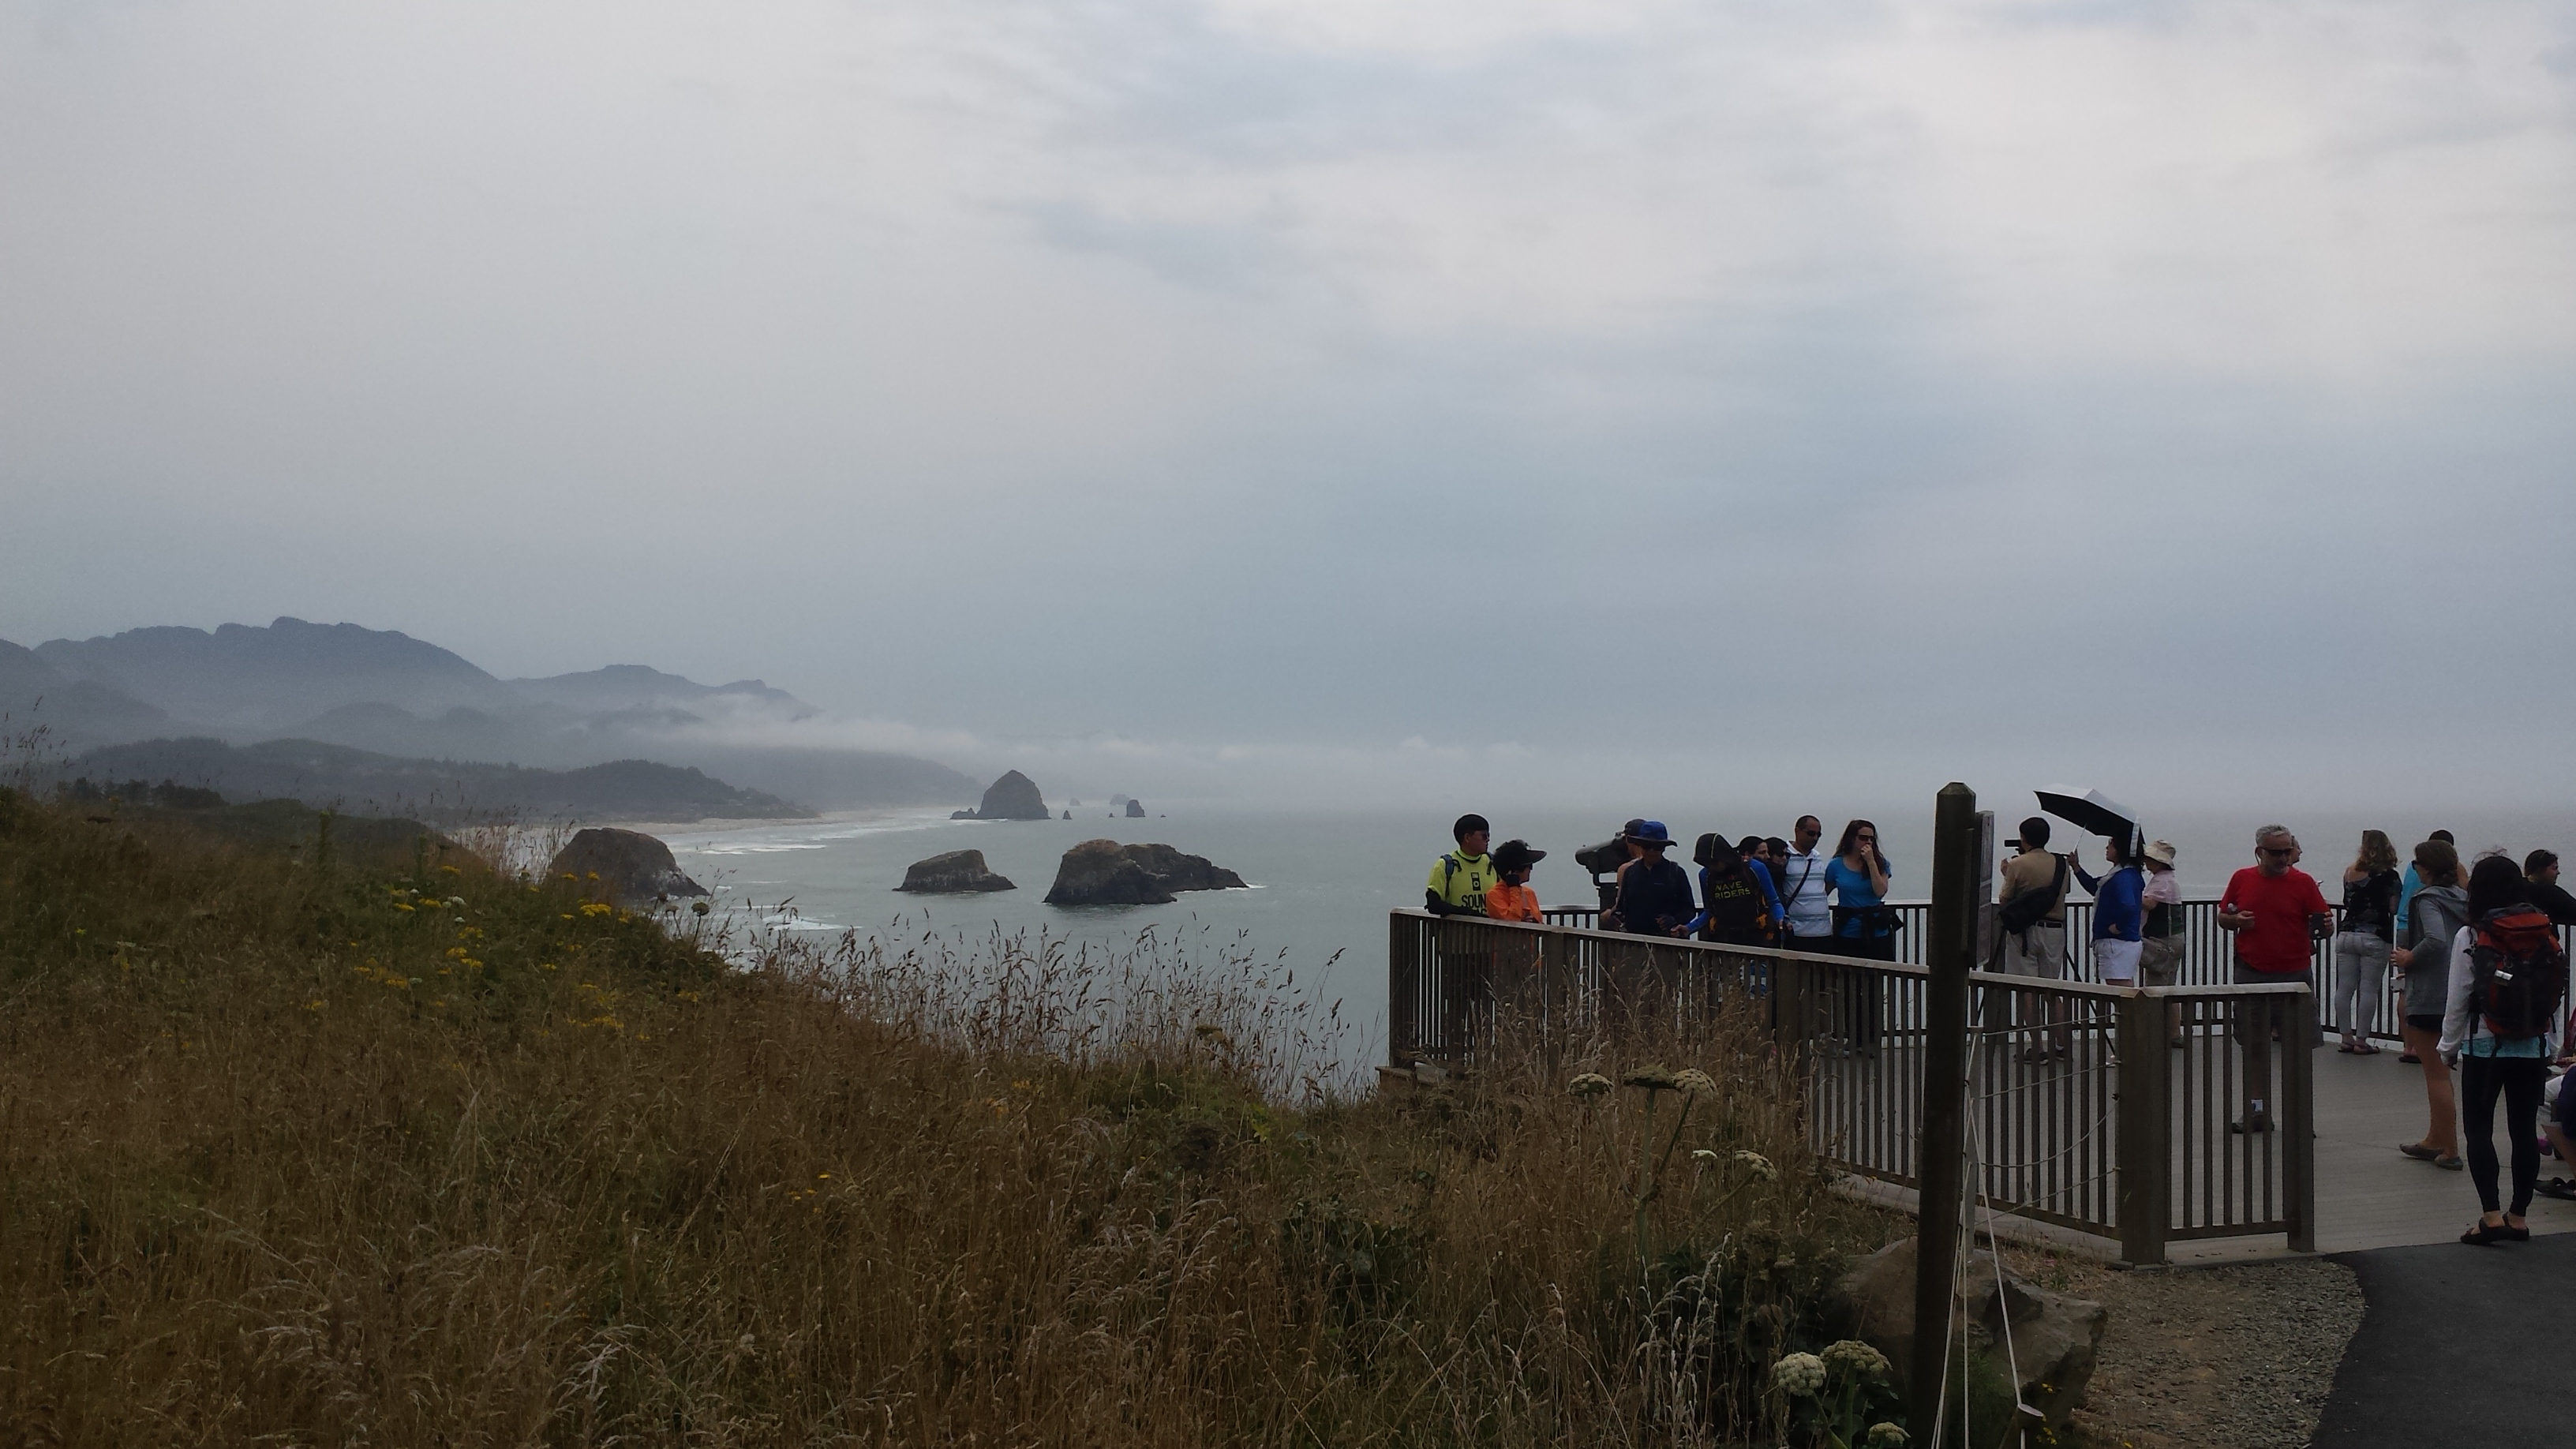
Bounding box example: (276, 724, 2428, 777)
(2468, 908, 2570, 1043)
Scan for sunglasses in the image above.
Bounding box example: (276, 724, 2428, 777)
(2260, 846, 2295, 858)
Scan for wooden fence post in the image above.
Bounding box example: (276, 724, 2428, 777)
(2115, 988, 2171, 1266)
(1389, 912, 1417, 1068)
(1911, 783, 1978, 1436)
(2283, 985, 2318, 1252)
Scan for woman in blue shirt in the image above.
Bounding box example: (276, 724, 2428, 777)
(1825, 820, 1896, 958)
(1825, 819, 1895, 1051)
(2072, 837, 2147, 985)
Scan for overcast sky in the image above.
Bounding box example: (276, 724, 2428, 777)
(5, 0, 2574, 810)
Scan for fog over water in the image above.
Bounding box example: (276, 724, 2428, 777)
(7, 1, 2574, 815)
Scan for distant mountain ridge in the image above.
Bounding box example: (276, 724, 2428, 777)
(63, 737, 811, 825)
(3, 616, 977, 813)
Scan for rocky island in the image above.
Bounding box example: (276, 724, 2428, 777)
(949, 769, 1050, 821)
(545, 827, 709, 904)
(894, 848, 1016, 893)
(1043, 840, 1246, 906)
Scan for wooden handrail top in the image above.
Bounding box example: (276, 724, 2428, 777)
(1398, 909, 2315, 999)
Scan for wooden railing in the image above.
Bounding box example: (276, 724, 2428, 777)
(1541, 895, 2559, 1045)
(1391, 910, 2316, 1262)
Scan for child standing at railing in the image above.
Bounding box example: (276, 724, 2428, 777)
(1484, 840, 1545, 923)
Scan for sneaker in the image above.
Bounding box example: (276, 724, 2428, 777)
(2230, 1116, 2273, 1134)
(2534, 1178, 2576, 1200)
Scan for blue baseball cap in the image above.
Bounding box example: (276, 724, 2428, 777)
(1625, 820, 1676, 848)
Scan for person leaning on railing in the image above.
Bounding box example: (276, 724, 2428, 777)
(2216, 824, 2333, 1134)
(1425, 813, 1497, 917)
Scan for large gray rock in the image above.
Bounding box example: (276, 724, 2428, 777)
(1125, 799, 1147, 818)
(894, 848, 1016, 894)
(958, 769, 1049, 821)
(1044, 840, 1247, 906)
(547, 827, 708, 904)
(1826, 1237, 2106, 1432)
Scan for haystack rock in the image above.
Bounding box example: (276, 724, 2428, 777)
(960, 769, 1049, 821)
(547, 828, 708, 904)
(1044, 840, 1246, 906)
(1125, 799, 1146, 818)
(894, 848, 1016, 894)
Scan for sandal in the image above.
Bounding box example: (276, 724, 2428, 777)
(2535, 1178, 2576, 1200)
(2399, 1050, 2421, 1063)
(2462, 1219, 2509, 1245)
(2507, 1223, 2532, 1241)
(2337, 1042, 2357, 1054)
(2354, 1043, 2382, 1056)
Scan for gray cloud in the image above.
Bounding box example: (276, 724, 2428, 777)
(4, 0, 2574, 814)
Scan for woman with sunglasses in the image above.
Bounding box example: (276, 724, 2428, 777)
(1825, 820, 1896, 1051)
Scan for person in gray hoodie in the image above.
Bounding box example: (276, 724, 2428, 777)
(2391, 837, 2468, 1170)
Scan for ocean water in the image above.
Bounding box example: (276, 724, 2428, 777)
(661, 798, 2576, 1048)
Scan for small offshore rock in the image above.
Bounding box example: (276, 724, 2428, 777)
(1125, 798, 1147, 818)
(894, 848, 1016, 894)
(547, 828, 709, 904)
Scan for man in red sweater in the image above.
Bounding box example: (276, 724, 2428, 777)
(2218, 824, 2333, 1132)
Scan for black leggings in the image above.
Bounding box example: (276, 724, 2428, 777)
(2459, 1054, 2549, 1216)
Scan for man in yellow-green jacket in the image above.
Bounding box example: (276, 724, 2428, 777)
(1425, 814, 1497, 916)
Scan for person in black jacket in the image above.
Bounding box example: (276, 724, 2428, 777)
(2525, 851, 2576, 926)
(1603, 821, 1695, 938)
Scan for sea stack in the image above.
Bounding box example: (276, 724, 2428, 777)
(1044, 840, 1247, 906)
(894, 848, 1016, 894)
(546, 828, 709, 904)
(960, 769, 1049, 821)
(1125, 799, 1146, 818)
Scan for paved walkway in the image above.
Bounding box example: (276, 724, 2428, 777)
(2305, 1043, 2573, 1253)
(2311, 1230, 2574, 1443)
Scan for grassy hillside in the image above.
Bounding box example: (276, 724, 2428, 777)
(0, 788, 1905, 1447)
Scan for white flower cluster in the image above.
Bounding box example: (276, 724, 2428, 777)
(1822, 1339, 1890, 1380)
(1734, 1150, 1778, 1181)
(1866, 1421, 1910, 1447)
(1771, 1351, 1827, 1397)
(1567, 1073, 1613, 1098)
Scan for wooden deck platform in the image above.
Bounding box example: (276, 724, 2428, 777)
(2305, 1043, 2572, 1253)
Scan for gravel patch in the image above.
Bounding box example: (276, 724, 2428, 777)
(2002, 1250, 2362, 1449)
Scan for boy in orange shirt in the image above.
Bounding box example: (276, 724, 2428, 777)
(1484, 840, 1548, 923)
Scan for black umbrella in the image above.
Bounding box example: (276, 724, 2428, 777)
(2035, 788, 2140, 847)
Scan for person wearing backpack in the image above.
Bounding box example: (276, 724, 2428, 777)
(1425, 814, 1497, 917)
(2440, 854, 2570, 1244)
(2391, 838, 2468, 1170)
(1687, 833, 1780, 948)
(1997, 818, 2073, 1061)
(2331, 830, 2404, 1054)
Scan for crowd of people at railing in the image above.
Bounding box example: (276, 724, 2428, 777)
(1421, 812, 2576, 1249)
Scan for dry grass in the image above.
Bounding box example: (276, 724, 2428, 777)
(0, 787, 1902, 1447)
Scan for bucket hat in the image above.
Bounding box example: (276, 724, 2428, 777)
(1624, 820, 1676, 849)
(2143, 839, 2177, 867)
